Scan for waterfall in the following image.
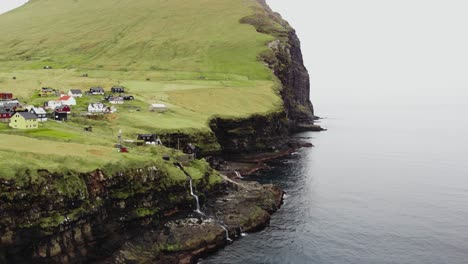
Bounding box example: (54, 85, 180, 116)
(188, 176, 202, 214)
(234, 171, 243, 179)
(175, 162, 231, 241)
(220, 224, 232, 242)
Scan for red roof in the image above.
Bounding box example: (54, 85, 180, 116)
(59, 96, 72, 101)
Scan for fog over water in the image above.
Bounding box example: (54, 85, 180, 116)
(203, 0, 468, 263)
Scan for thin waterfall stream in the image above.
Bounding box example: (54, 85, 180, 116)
(175, 162, 231, 241)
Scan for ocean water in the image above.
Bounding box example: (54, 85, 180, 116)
(201, 1, 468, 263)
(201, 92, 468, 264)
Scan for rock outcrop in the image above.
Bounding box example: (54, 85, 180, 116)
(208, 0, 320, 155)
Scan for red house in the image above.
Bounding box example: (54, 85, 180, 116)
(0, 107, 12, 121)
(55, 105, 71, 114)
(0, 93, 13, 100)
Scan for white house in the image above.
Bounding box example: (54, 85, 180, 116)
(88, 102, 106, 113)
(149, 103, 168, 113)
(44, 101, 62, 110)
(68, 89, 83, 98)
(88, 103, 117, 114)
(30, 107, 48, 122)
(58, 95, 76, 106)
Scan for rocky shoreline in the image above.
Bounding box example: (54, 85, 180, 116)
(0, 156, 286, 264)
(105, 179, 284, 264)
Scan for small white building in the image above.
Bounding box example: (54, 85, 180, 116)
(44, 101, 62, 110)
(109, 96, 124, 104)
(149, 103, 168, 113)
(58, 95, 77, 106)
(88, 103, 117, 114)
(68, 89, 83, 98)
(88, 102, 106, 113)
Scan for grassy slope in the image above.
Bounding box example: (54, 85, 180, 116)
(0, 0, 288, 179)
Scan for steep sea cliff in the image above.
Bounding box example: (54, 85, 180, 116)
(0, 1, 317, 263)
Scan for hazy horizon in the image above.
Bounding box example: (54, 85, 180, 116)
(0, 0, 27, 14)
(267, 0, 468, 114)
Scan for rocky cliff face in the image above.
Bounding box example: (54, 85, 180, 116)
(0, 163, 283, 264)
(0, 166, 219, 263)
(208, 0, 319, 155)
(243, 0, 316, 126)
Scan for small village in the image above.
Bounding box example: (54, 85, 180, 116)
(0, 86, 202, 157)
(1, 86, 134, 126)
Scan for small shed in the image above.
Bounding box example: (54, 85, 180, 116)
(149, 103, 167, 113)
(89, 87, 105, 95)
(183, 143, 200, 158)
(39, 87, 56, 97)
(111, 86, 125, 93)
(109, 96, 124, 104)
(137, 134, 162, 145)
(68, 89, 83, 98)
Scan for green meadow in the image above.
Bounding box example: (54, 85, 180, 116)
(0, 0, 288, 179)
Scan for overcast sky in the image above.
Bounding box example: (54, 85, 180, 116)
(0, 0, 28, 14)
(267, 0, 468, 107)
(1, 0, 467, 106)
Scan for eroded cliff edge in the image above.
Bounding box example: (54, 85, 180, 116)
(0, 1, 316, 263)
(209, 0, 320, 155)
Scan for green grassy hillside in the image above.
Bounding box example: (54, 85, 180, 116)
(0, 0, 288, 179)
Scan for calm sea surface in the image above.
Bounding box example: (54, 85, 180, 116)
(201, 1, 468, 263)
(201, 91, 468, 264)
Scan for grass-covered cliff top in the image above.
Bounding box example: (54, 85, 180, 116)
(0, 0, 289, 179)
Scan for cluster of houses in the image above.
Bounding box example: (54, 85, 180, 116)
(1, 84, 170, 131)
(0, 92, 72, 129)
(0, 86, 131, 130)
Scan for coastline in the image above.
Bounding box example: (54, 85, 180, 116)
(0, 0, 320, 262)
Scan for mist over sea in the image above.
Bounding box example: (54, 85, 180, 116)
(202, 0, 468, 263)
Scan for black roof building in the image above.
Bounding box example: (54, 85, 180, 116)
(53, 111, 68, 121)
(111, 86, 125, 93)
(69, 89, 82, 95)
(138, 134, 158, 142)
(90, 87, 104, 92)
(183, 143, 200, 155)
